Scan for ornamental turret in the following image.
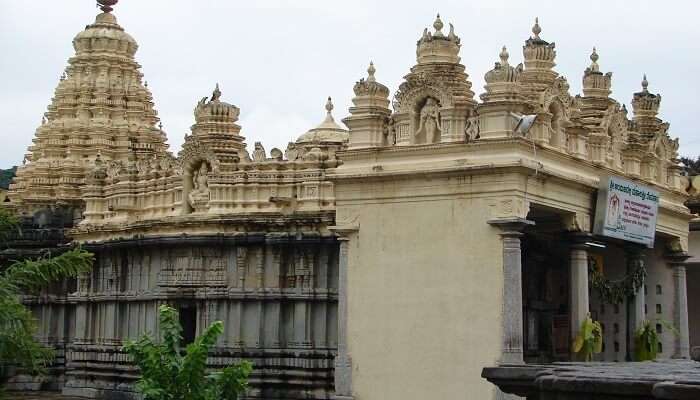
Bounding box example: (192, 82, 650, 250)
(631, 75, 662, 136)
(392, 14, 476, 145)
(582, 48, 612, 98)
(181, 84, 245, 168)
(481, 46, 524, 103)
(288, 97, 348, 161)
(344, 62, 392, 148)
(477, 46, 527, 139)
(416, 14, 461, 65)
(9, 0, 168, 212)
(520, 18, 558, 93)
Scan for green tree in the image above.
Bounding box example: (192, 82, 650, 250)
(124, 305, 252, 400)
(0, 167, 16, 191)
(0, 206, 94, 380)
(680, 156, 700, 176)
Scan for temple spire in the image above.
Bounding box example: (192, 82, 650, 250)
(433, 13, 444, 36)
(367, 61, 376, 82)
(532, 17, 542, 39)
(582, 47, 611, 98)
(589, 47, 599, 73)
(324, 96, 335, 122)
(212, 83, 222, 102)
(641, 74, 649, 92)
(500, 46, 509, 65)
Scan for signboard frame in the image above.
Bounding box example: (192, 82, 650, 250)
(593, 175, 660, 248)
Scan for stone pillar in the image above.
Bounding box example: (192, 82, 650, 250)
(666, 252, 691, 359)
(625, 245, 646, 361)
(569, 233, 591, 344)
(488, 218, 534, 364)
(329, 224, 357, 400)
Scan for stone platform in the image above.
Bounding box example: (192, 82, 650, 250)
(482, 360, 700, 399)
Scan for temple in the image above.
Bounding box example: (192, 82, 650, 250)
(4, 3, 697, 400)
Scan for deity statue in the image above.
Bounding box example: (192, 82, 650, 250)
(188, 162, 210, 212)
(415, 97, 442, 143)
(252, 142, 266, 162)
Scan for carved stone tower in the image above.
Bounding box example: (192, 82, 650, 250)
(519, 18, 558, 96)
(9, 2, 167, 212)
(344, 63, 391, 149)
(631, 74, 663, 137)
(391, 15, 476, 145)
(477, 46, 526, 139)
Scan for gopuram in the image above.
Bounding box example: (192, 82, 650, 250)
(4, 2, 696, 400)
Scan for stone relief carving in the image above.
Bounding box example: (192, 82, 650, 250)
(415, 97, 442, 143)
(252, 142, 266, 162)
(285, 142, 299, 161)
(188, 162, 210, 212)
(465, 115, 480, 141)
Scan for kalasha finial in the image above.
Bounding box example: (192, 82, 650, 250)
(367, 61, 376, 82)
(499, 46, 509, 65)
(589, 47, 600, 72)
(325, 96, 334, 114)
(97, 0, 118, 13)
(212, 83, 222, 101)
(641, 74, 649, 92)
(433, 13, 444, 34)
(532, 17, 542, 39)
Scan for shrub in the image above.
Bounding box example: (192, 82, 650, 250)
(123, 305, 252, 400)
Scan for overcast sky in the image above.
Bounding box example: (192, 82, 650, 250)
(1, 0, 698, 168)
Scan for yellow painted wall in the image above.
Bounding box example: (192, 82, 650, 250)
(344, 192, 504, 400)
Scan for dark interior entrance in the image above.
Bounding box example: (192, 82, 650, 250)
(522, 208, 571, 363)
(178, 303, 197, 346)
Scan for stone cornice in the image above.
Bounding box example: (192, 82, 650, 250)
(333, 136, 689, 203)
(71, 210, 337, 242)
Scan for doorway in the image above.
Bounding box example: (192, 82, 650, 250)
(522, 208, 571, 363)
(178, 303, 197, 346)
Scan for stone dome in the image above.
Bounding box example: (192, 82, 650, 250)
(296, 97, 348, 145)
(73, 12, 138, 57)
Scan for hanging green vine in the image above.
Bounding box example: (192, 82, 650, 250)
(588, 256, 646, 305)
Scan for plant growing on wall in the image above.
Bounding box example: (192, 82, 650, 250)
(0, 206, 94, 385)
(123, 304, 253, 400)
(572, 314, 603, 361)
(634, 319, 678, 361)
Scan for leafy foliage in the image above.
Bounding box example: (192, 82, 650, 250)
(0, 206, 94, 380)
(0, 248, 93, 376)
(572, 314, 603, 361)
(0, 207, 18, 242)
(123, 305, 252, 400)
(634, 319, 678, 361)
(589, 257, 646, 305)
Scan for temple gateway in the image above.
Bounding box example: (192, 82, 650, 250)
(5, 2, 698, 400)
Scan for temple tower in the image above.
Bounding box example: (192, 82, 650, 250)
(391, 15, 476, 145)
(344, 63, 391, 149)
(9, 0, 168, 212)
(519, 18, 558, 96)
(631, 74, 663, 137)
(477, 46, 526, 139)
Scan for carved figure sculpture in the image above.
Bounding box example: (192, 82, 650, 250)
(415, 97, 442, 143)
(252, 142, 266, 162)
(188, 162, 210, 211)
